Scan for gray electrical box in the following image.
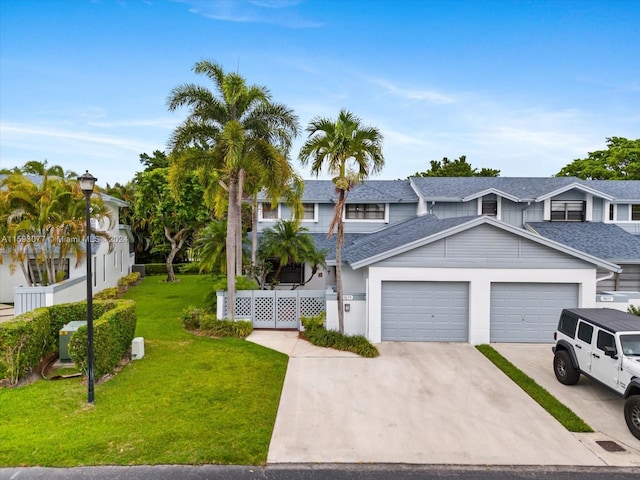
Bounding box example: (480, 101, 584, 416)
(59, 321, 87, 361)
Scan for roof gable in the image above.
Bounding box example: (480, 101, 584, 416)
(343, 214, 622, 272)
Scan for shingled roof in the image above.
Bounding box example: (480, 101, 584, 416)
(526, 222, 640, 263)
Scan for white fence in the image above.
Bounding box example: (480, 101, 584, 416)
(217, 290, 326, 329)
(13, 276, 88, 316)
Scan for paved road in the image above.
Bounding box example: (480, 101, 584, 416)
(2, 465, 640, 480)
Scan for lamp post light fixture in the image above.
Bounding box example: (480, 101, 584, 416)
(78, 170, 97, 404)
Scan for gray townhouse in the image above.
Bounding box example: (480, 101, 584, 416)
(255, 177, 640, 345)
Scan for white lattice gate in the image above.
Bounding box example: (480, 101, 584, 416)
(219, 290, 326, 329)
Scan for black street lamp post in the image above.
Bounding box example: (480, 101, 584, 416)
(78, 170, 97, 404)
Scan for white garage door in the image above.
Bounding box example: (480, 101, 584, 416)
(381, 281, 469, 341)
(490, 283, 579, 343)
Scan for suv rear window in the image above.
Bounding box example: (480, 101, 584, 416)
(558, 313, 578, 337)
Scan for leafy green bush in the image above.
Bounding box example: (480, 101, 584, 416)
(199, 317, 253, 338)
(143, 263, 169, 276)
(0, 308, 50, 384)
(177, 262, 202, 275)
(300, 314, 379, 358)
(180, 307, 252, 337)
(180, 307, 203, 330)
(68, 300, 137, 377)
(0, 300, 125, 383)
(117, 272, 141, 288)
(95, 287, 119, 300)
(629, 305, 640, 316)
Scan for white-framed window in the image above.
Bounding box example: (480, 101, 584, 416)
(28, 258, 70, 285)
(301, 203, 317, 222)
(344, 203, 386, 221)
(551, 200, 585, 222)
(259, 203, 280, 221)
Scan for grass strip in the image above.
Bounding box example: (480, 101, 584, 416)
(476, 344, 592, 433)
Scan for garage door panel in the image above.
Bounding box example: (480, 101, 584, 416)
(490, 283, 578, 343)
(382, 281, 469, 342)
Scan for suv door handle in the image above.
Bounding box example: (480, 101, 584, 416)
(592, 353, 600, 359)
(575, 344, 582, 349)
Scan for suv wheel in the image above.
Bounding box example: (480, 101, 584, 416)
(624, 395, 640, 440)
(553, 350, 580, 385)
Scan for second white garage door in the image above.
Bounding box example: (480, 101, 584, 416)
(381, 281, 469, 341)
(490, 283, 579, 343)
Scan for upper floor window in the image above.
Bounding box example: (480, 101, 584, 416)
(551, 200, 585, 222)
(302, 203, 316, 221)
(632, 204, 640, 221)
(609, 204, 615, 221)
(345, 203, 385, 220)
(482, 200, 497, 216)
(260, 203, 279, 220)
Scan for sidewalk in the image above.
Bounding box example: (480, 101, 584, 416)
(0, 304, 14, 323)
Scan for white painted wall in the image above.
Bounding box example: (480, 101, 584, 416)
(365, 266, 598, 345)
(325, 295, 367, 336)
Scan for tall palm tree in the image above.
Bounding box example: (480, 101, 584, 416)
(299, 109, 384, 333)
(167, 60, 299, 319)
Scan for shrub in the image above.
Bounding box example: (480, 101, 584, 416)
(68, 300, 137, 378)
(95, 287, 119, 300)
(143, 263, 168, 276)
(177, 262, 202, 275)
(629, 305, 640, 316)
(180, 307, 253, 338)
(180, 307, 203, 330)
(300, 314, 379, 358)
(0, 308, 50, 384)
(0, 300, 129, 383)
(117, 272, 140, 288)
(199, 317, 253, 338)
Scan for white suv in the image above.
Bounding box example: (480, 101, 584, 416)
(553, 308, 640, 440)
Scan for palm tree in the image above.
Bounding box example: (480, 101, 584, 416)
(299, 109, 384, 333)
(167, 60, 299, 319)
(258, 220, 320, 288)
(0, 173, 113, 286)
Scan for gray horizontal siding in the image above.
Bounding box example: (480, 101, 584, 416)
(430, 201, 477, 219)
(373, 224, 593, 269)
(598, 264, 640, 291)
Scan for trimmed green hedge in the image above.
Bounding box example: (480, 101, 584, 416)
(0, 300, 136, 384)
(180, 307, 253, 338)
(301, 314, 379, 358)
(68, 300, 137, 377)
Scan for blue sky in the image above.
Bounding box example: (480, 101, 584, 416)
(1, 0, 638, 187)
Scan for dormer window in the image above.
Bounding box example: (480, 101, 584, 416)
(632, 205, 640, 221)
(551, 200, 585, 222)
(345, 203, 385, 220)
(482, 200, 498, 216)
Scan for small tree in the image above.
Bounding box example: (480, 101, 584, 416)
(411, 155, 500, 177)
(134, 164, 208, 282)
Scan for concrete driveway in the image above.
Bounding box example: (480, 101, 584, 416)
(494, 344, 640, 454)
(266, 342, 608, 465)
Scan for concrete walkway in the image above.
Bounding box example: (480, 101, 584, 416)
(0, 304, 14, 323)
(246, 332, 632, 466)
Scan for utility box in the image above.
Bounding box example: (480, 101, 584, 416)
(59, 321, 87, 361)
(131, 337, 144, 360)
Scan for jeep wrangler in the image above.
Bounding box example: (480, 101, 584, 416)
(552, 308, 640, 440)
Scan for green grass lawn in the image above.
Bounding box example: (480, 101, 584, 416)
(0, 275, 288, 467)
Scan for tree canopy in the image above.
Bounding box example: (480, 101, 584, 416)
(411, 155, 500, 177)
(555, 137, 640, 180)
